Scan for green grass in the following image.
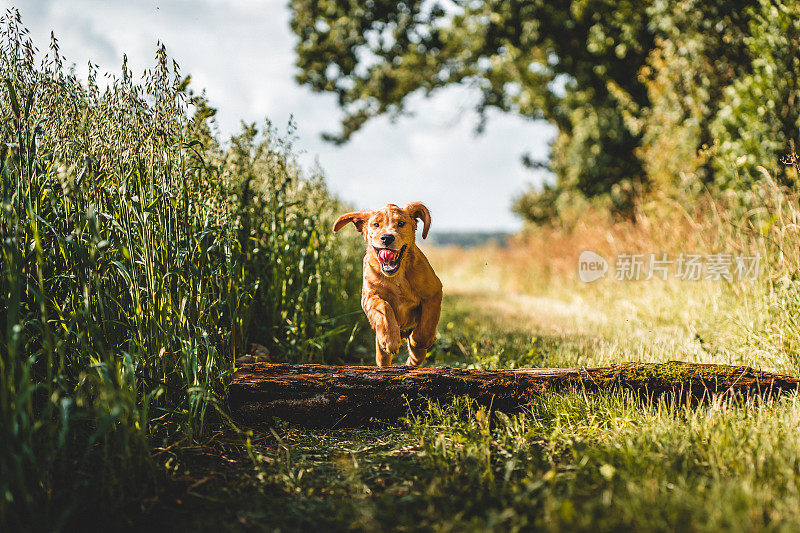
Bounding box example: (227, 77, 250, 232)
(126, 290, 800, 532)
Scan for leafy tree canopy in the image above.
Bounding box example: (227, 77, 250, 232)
(290, 0, 795, 223)
(291, 0, 652, 133)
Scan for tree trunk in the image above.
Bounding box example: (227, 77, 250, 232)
(229, 361, 800, 427)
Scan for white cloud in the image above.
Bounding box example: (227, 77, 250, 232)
(3, 0, 555, 231)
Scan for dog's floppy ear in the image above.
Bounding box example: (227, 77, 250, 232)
(404, 202, 431, 239)
(333, 210, 371, 233)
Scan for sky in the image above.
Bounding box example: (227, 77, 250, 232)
(5, 0, 556, 232)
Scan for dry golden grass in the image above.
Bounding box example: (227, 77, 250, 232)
(424, 174, 800, 375)
(426, 192, 768, 295)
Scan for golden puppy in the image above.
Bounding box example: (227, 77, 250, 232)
(334, 202, 443, 367)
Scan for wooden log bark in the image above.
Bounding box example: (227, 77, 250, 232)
(229, 361, 800, 427)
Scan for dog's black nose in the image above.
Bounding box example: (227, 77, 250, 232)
(380, 234, 395, 245)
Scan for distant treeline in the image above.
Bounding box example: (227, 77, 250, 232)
(427, 232, 510, 248)
(290, 0, 800, 223)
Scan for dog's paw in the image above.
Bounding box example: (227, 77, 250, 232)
(377, 333, 400, 355)
(406, 353, 425, 367)
(407, 343, 427, 367)
(409, 333, 435, 353)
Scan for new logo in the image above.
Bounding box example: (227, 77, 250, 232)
(578, 250, 608, 283)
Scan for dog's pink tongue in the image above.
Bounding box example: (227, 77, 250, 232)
(378, 249, 395, 263)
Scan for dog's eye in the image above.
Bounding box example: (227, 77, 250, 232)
(397, 221, 405, 227)
(373, 223, 379, 227)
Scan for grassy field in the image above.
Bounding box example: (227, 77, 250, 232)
(127, 246, 800, 532)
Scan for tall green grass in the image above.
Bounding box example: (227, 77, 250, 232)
(0, 10, 363, 529)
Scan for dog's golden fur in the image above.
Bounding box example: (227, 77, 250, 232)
(333, 202, 442, 366)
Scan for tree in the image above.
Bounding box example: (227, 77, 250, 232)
(637, 0, 751, 194)
(710, 0, 800, 189)
(290, 0, 654, 219)
(289, 0, 795, 222)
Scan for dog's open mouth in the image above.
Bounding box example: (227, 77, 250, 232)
(374, 244, 406, 274)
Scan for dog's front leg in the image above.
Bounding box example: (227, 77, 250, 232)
(407, 292, 443, 367)
(363, 296, 400, 366)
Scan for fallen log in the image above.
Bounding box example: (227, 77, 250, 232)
(229, 361, 800, 427)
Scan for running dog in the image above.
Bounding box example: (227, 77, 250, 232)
(333, 202, 442, 366)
